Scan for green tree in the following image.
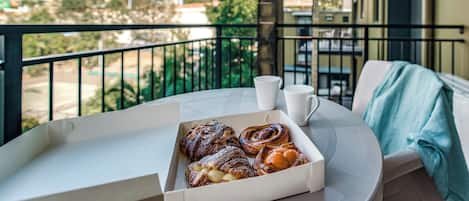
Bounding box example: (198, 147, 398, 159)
(205, 0, 258, 87)
(206, 0, 257, 36)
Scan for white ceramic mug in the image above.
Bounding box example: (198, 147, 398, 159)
(254, 76, 282, 110)
(284, 85, 320, 126)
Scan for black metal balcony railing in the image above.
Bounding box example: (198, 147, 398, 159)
(0, 23, 465, 145)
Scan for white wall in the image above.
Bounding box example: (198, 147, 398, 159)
(176, 5, 214, 40)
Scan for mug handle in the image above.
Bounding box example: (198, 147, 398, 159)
(304, 95, 320, 123)
(278, 79, 283, 89)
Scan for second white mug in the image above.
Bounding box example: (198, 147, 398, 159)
(254, 76, 282, 110)
(284, 85, 320, 126)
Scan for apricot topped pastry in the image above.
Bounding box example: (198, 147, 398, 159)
(254, 143, 309, 175)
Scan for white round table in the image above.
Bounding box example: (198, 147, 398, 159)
(154, 88, 383, 201)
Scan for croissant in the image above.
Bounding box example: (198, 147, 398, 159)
(239, 123, 290, 155)
(254, 143, 309, 175)
(180, 121, 240, 161)
(186, 146, 256, 187)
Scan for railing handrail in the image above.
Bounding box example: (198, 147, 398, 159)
(0, 23, 464, 34)
(0, 24, 258, 34)
(278, 23, 465, 32)
(278, 36, 465, 43)
(22, 37, 217, 66)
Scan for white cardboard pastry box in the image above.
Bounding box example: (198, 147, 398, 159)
(163, 110, 325, 201)
(0, 103, 181, 201)
(0, 103, 324, 201)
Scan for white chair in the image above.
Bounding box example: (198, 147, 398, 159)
(353, 61, 469, 201)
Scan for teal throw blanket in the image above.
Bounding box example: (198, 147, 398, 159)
(363, 61, 469, 201)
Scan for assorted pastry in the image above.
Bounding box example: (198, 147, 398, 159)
(254, 143, 309, 175)
(239, 123, 290, 155)
(186, 146, 256, 187)
(180, 121, 240, 161)
(179, 121, 310, 188)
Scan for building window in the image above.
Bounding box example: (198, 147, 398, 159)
(325, 15, 334, 22)
(297, 16, 312, 36)
(373, 0, 380, 22)
(342, 16, 350, 23)
(296, 16, 312, 65)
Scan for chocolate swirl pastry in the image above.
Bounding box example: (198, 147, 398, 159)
(254, 143, 309, 175)
(186, 146, 256, 187)
(239, 123, 290, 155)
(180, 121, 240, 161)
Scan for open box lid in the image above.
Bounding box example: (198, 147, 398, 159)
(0, 102, 181, 201)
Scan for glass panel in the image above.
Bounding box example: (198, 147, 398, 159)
(81, 56, 101, 116)
(22, 64, 48, 132)
(123, 51, 138, 108)
(52, 60, 78, 120)
(103, 53, 124, 111)
(139, 48, 153, 102)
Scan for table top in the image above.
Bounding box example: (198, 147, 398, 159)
(153, 88, 383, 201)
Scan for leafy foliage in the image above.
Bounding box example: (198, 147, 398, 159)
(16, 0, 259, 133)
(206, 0, 257, 36)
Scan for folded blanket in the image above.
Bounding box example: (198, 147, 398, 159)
(363, 61, 469, 201)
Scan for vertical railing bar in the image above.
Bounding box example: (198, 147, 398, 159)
(228, 39, 232, 87)
(205, 40, 209, 89)
(304, 39, 309, 85)
(293, 39, 297, 84)
(191, 42, 195, 92)
(48, 62, 54, 121)
(377, 41, 380, 60)
(339, 38, 343, 105)
(78, 57, 82, 116)
(163, 46, 167, 97)
(137, 49, 141, 104)
(328, 38, 332, 99)
(250, 39, 254, 87)
(281, 38, 285, 87)
(215, 26, 222, 89)
(380, 39, 384, 60)
(120, 51, 124, 109)
(101, 54, 105, 112)
(213, 39, 216, 88)
(151, 48, 155, 100)
(173, 45, 177, 94)
(198, 41, 202, 90)
(316, 39, 320, 95)
(438, 41, 442, 73)
(352, 38, 357, 103)
(451, 41, 455, 75)
(183, 44, 187, 93)
(381, 38, 385, 60)
(239, 39, 242, 87)
(364, 27, 369, 63)
(211, 40, 215, 89)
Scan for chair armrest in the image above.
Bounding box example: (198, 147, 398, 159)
(383, 149, 423, 184)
